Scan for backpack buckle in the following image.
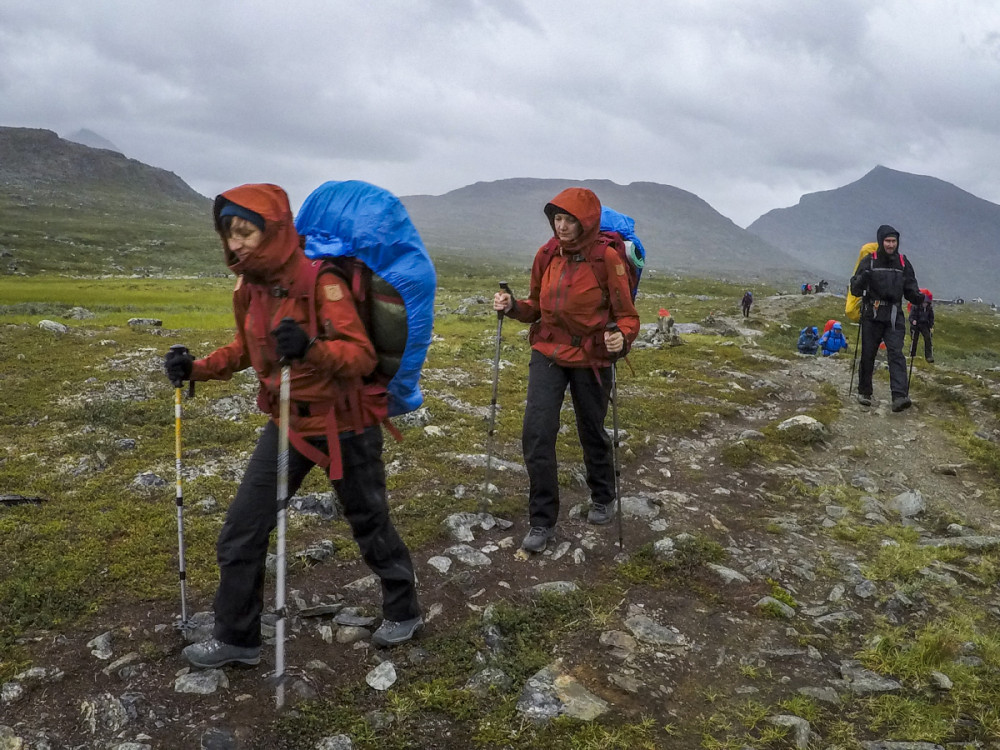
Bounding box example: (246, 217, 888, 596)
(271, 286, 289, 298)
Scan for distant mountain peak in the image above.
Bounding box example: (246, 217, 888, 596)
(64, 128, 121, 154)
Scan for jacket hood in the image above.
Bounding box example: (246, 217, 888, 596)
(877, 224, 900, 252)
(213, 184, 302, 282)
(544, 187, 602, 254)
(920, 287, 932, 301)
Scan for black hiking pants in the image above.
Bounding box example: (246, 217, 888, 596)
(741, 302, 751, 318)
(858, 317, 908, 399)
(522, 349, 614, 529)
(910, 325, 933, 361)
(213, 422, 419, 649)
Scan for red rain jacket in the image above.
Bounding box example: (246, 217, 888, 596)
(508, 187, 640, 367)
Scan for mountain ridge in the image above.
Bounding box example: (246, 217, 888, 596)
(747, 165, 1000, 298)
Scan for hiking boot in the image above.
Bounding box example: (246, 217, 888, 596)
(521, 526, 554, 553)
(587, 502, 614, 525)
(182, 638, 260, 669)
(926, 357, 934, 363)
(891, 395, 912, 412)
(372, 615, 424, 647)
(856, 394, 872, 407)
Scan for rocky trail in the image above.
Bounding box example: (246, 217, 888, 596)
(3, 299, 1000, 750)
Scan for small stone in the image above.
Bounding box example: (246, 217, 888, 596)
(366, 661, 397, 691)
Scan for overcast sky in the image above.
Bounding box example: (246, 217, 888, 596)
(2, 0, 999, 227)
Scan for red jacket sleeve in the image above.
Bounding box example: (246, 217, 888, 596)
(602, 247, 640, 343)
(302, 271, 377, 378)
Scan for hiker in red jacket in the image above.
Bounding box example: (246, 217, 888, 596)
(493, 187, 640, 552)
(163, 184, 421, 669)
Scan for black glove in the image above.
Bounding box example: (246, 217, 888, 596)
(272, 317, 312, 361)
(164, 345, 194, 386)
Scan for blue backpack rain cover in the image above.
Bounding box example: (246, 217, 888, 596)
(295, 180, 436, 417)
(600, 206, 646, 297)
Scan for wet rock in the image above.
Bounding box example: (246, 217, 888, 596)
(366, 661, 397, 691)
(887, 490, 925, 518)
(840, 661, 901, 694)
(465, 667, 513, 698)
(200, 727, 237, 749)
(87, 631, 114, 660)
(706, 563, 749, 585)
(797, 686, 840, 704)
(624, 615, 689, 647)
(316, 735, 355, 750)
(767, 714, 811, 748)
(127, 318, 162, 327)
(756, 597, 795, 619)
(174, 670, 229, 695)
(427, 556, 452, 574)
(38, 320, 68, 333)
(527, 581, 578, 596)
(919, 536, 1000, 551)
(444, 544, 492, 567)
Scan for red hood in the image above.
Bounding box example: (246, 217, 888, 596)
(213, 184, 303, 283)
(544, 187, 602, 254)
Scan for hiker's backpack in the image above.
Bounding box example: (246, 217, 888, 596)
(598, 206, 646, 301)
(294, 180, 436, 417)
(845, 243, 877, 322)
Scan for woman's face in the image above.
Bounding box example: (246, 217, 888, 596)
(553, 213, 582, 243)
(225, 217, 264, 262)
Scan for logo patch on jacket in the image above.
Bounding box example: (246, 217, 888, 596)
(615, 262, 625, 276)
(324, 283, 344, 302)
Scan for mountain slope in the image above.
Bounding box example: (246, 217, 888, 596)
(402, 178, 820, 283)
(0, 127, 214, 275)
(747, 166, 1000, 298)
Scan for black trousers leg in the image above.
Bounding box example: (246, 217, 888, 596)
(567, 365, 614, 505)
(884, 322, 908, 398)
(858, 320, 882, 397)
(333, 427, 419, 621)
(522, 350, 570, 529)
(214, 421, 313, 648)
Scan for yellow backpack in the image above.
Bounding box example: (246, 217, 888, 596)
(845, 242, 877, 322)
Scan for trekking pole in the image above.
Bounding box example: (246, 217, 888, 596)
(907, 327, 916, 389)
(847, 322, 862, 397)
(168, 344, 192, 629)
(606, 322, 625, 551)
(274, 349, 292, 709)
(482, 282, 512, 513)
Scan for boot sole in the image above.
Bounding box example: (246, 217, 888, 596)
(372, 621, 424, 647)
(186, 655, 260, 669)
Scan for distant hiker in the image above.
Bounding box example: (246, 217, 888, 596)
(797, 326, 820, 355)
(849, 224, 925, 411)
(657, 307, 673, 334)
(817, 279, 829, 293)
(908, 288, 935, 363)
(741, 290, 753, 318)
(801, 283, 809, 295)
(818, 321, 849, 357)
(492, 187, 640, 553)
(163, 184, 422, 669)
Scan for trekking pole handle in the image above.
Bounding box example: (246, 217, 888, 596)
(605, 321, 623, 360)
(168, 344, 195, 395)
(498, 282, 512, 320)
